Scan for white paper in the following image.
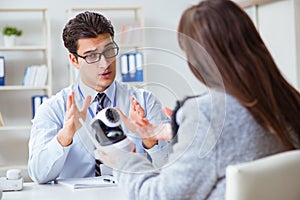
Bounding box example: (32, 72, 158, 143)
(56, 175, 117, 189)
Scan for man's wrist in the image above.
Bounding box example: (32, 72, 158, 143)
(57, 129, 73, 147)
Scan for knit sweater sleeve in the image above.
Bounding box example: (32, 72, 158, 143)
(113, 97, 219, 200)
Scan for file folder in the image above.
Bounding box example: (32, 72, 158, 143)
(135, 52, 143, 82)
(120, 52, 143, 82)
(31, 95, 48, 118)
(0, 56, 5, 86)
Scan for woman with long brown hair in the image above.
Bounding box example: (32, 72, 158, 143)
(178, 0, 300, 150)
(95, 0, 300, 199)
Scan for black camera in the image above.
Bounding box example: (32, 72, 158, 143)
(91, 108, 126, 146)
(90, 108, 134, 152)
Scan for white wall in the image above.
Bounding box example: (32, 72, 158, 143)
(257, 0, 300, 89)
(295, 0, 300, 87)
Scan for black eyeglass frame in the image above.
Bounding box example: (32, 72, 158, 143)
(74, 41, 119, 64)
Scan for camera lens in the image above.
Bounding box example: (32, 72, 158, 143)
(105, 108, 120, 123)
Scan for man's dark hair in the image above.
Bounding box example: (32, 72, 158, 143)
(62, 11, 114, 54)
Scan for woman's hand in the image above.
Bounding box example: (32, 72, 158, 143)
(116, 97, 173, 144)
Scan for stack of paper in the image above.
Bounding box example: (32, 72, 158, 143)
(56, 175, 117, 189)
(23, 64, 48, 86)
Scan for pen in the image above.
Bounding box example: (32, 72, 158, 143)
(103, 178, 115, 184)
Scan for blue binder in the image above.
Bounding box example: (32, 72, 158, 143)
(135, 52, 143, 82)
(31, 95, 48, 119)
(0, 56, 5, 86)
(120, 52, 144, 82)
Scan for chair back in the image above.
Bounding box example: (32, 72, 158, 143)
(226, 150, 300, 200)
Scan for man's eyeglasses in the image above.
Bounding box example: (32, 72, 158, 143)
(74, 41, 119, 64)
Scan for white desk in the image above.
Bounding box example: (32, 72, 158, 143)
(2, 182, 128, 200)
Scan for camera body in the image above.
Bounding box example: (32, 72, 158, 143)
(91, 107, 126, 146)
(90, 107, 134, 152)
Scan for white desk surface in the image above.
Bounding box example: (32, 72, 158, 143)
(2, 182, 128, 200)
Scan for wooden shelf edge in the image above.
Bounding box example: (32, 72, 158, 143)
(68, 6, 142, 12)
(0, 8, 47, 12)
(0, 126, 31, 131)
(0, 45, 47, 51)
(0, 85, 48, 91)
(238, 0, 283, 8)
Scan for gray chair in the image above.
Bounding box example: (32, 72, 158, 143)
(226, 150, 300, 200)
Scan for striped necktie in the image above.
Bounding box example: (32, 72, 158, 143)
(95, 93, 106, 114)
(95, 93, 106, 176)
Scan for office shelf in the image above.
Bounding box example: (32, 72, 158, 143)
(0, 8, 52, 132)
(0, 85, 49, 90)
(0, 126, 31, 131)
(0, 45, 47, 51)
